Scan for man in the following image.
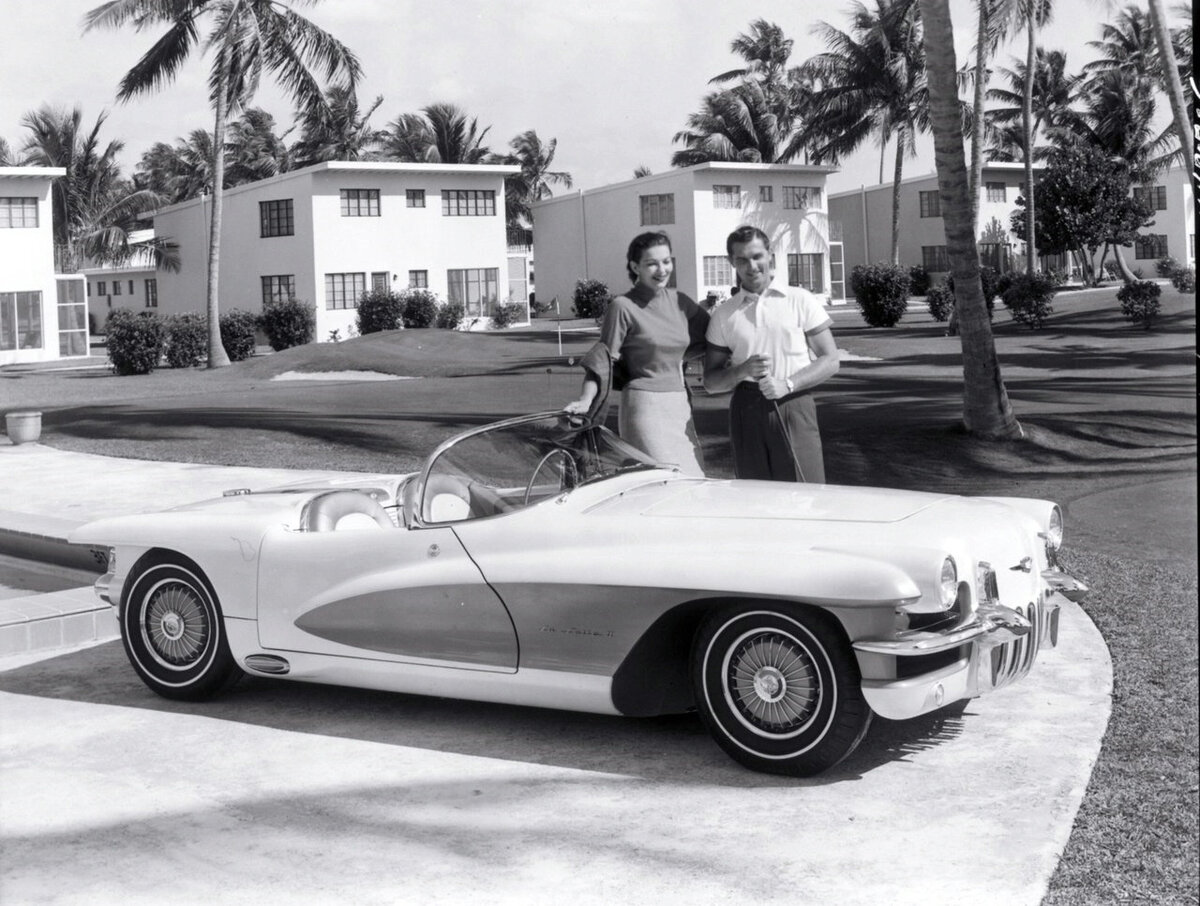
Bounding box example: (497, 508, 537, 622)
(702, 226, 839, 482)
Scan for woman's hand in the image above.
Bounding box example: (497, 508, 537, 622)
(563, 398, 591, 415)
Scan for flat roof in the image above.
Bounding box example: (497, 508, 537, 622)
(0, 166, 66, 180)
(828, 162, 1040, 198)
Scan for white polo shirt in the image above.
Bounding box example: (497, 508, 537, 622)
(706, 283, 832, 382)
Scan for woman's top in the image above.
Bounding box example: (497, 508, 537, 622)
(599, 284, 709, 392)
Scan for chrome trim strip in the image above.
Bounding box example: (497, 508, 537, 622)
(94, 572, 114, 606)
(852, 602, 1032, 656)
(1041, 568, 1088, 602)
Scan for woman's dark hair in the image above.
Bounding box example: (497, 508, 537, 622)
(626, 231, 673, 282)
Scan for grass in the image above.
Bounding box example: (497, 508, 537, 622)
(3, 284, 1197, 902)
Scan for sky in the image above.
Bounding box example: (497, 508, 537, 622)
(0, 0, 1165, 196)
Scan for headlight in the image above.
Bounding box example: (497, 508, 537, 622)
(939, 557, 958, 607)
(1045, 506, 1064, 550)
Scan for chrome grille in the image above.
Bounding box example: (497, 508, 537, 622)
(988, 600, 1042, 690)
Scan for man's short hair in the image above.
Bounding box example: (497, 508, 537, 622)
(726, 225, 771, 258)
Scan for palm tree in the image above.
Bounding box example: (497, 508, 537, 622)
(224, 107, 291, 187)
(633, 165, 653, 179)
(804, 0, 931, 264)
(671, 80, 805, 166)
(1014, 0, 1056, 273)
(291, 84, 384, 167)
(503, 130, 572, 230)
(0, 137, 15, 166)
(710, 19, 795, 86)
(1147, 0, 1192, 169)
(381, 103, 494, 164)
(20, 104, 173, 274)
(84, 0, 361, 369)
(917, 0, 1020, 439)
(985, 49, 1079, 159)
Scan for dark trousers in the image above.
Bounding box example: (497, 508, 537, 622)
(729, 382, 826, 483)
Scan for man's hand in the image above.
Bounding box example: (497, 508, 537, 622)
(757, 375, 788, 399)
(741, 353, 771, 381)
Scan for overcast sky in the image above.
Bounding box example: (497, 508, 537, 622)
(1, 0, 1159, 195)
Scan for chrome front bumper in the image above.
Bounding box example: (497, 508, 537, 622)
(853, 568, 1086, 720)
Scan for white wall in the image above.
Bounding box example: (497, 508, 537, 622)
(0, 170, 63, 365)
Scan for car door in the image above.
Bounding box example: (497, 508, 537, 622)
(255, 521, 518, 671)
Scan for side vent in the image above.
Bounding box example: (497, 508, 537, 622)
(244, 654, 291, 675)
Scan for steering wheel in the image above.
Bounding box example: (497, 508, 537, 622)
(523, 448, 579, 506)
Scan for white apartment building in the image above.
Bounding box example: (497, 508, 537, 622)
(1128, 165, 1194, 271)
(0, 166, 88, 366)
(146, 161, 522, 340)
(531, 162, 843, 313)
(81, 228, 158, 331)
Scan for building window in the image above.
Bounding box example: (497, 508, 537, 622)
(712, 185, 741, 209)
(325, 272, 366, 309)
(447, 267, 499, 318)
(639, 193, 675, 225)
(406, 189, 425, 208)
(261, 274, 296, 305)
(442, 189, 496, 216)
(0, 291, 43, 350)
(145, 278, 158, 308)
(112, 280, 121, 296)
(371, 271, 390, 292)
(128, 280, 134, 294)
(703, 256, 733, 287)
(260, 199, 294, 237)
(1134, 234, 1169, 259)
(759, 185, 773, 203)
(97, 280, 107, 296)
(408, 270, 428, 288)
(783, 186, 821, 210)
(57, 280, 88, 356)
(787, 254, 825, 293)
(985, 182, 1006, 202)
(922, 245, 951, 271)
(919, 191, 941, 218)
(1133, 185, 1167, 211)
(0, 197, 38, 228)
(340, 188, 380, 217)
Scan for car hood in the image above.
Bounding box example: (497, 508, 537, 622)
(588, 478, 954, 523)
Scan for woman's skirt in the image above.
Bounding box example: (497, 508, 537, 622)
(617, 387, 705, 477)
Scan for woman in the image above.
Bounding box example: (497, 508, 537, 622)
(564, 231, 709, 476)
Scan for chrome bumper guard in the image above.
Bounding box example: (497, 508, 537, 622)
(1042, 567, 1088, 602)
(853, 601, 1033, 657)
(94, 571, 115, 606)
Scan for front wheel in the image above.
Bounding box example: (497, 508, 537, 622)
(120, 552, 240, 701)
(691, 604, 872, 777)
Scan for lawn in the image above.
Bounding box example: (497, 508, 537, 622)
(3, 283, 1197, 902)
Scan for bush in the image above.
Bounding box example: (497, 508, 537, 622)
(945, 265, 999, 318)
(1001, 272, 1058, 329)
(530, 295, 554, 318)
(573, 278, 612, 322)
(1155, 256, 1180, 278)
(1169, 267, 1195, 293)
(850, 263, 910, 328)
(907, 264, 931, 297)
(926, 281, 956, 321)
(165, 313, 207, 368)
(400, 289, 440, 328)
(259, 297, 315, 351)
(105, 308, 166, 375)
(357, 289, 406, 334)
(491, 301, 524, 329)
(436, 301, 465, 329)
(1117, 280, 1162, 330)
(220, 309, 258, 362)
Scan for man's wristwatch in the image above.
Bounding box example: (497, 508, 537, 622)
(784, 377, 795, 394)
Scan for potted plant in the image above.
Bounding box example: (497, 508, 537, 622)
(5, 410, 42, 444)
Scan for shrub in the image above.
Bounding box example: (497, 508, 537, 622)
(491, 301, 524, 329)
(164, 313, 207, 368)
(926, 281, 956, 321)
(1117, 280, 1162, 329)
(436, 301, 465, 329)
(259, 297, 315, 351)
(105, 308, 166, 375)
(573, 278, 612, 322)
(1155, 256, 1179, 278)
(1000, 272, 1058, 329)
(357, 289, 406, 334)
(530, 295, 554, 317)
(945, 265, 999, 318)
(850, 263, 910, 328)
(400, 289, 440, 328)
(219, 309, 258, 362)
(907, 264, 931, 297)
(1169, 267, 1195, 293)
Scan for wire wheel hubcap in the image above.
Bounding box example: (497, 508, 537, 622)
(726, 629, 819, 735)
(143, 582, 209, 669)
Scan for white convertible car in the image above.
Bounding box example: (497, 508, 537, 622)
(70, 411, 1087, 777)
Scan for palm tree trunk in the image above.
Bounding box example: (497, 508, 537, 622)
(1146, 0, 1193, 179)
(969, 0, 990, 228)
(1022, 6, 1036, 274)
(919, 0, 1021, 439)
(1109, 243, 1137, 283)
(206, 79, 231, 369)
(889, 124, 906, 264)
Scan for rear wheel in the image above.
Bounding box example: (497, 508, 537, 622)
(691, 604, 872, 776)
(120, 552, 239, 700)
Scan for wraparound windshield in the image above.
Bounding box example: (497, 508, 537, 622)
(416, 413, 662, 524)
